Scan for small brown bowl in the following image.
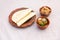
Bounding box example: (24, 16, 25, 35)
(39, 6, 51, 17)
(36, 16, 50, 30)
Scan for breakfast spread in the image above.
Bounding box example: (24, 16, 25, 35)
(9, 6, 51, 30)
(9, 8, 36, 28)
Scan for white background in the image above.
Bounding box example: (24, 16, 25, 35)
(0, 0, 60, 40)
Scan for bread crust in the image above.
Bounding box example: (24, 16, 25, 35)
(9, 8, 36, 28)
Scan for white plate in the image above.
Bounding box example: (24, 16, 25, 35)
(0, 0, 60, 40)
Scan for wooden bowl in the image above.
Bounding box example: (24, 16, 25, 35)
(39, 6, 51, 17)
(36, 16, 50, 30)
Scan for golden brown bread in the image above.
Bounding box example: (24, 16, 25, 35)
(9, 8, 36, 28)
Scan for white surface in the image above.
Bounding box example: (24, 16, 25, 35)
(0, 0, 60, 40)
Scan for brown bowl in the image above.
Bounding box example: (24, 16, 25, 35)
(39, 6, 51, 17)
(36, 16, 50, 30)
